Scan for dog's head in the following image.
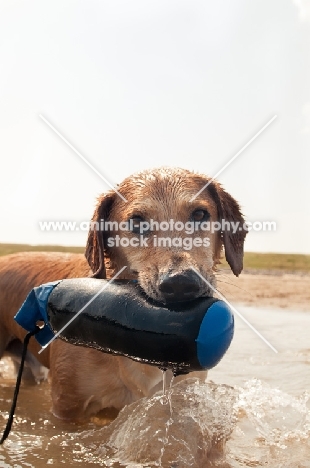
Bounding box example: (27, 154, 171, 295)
(85, 167, 247, 304)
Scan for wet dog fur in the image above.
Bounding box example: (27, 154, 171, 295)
(0, 167, 247, 421)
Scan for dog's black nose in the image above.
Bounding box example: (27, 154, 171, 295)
(158, 271, 201, 303)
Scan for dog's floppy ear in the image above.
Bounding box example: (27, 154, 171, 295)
(85, 191, 116, 279)
(208, 181, 247, 276)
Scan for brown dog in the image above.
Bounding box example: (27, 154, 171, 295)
(0, 167, 247, 420)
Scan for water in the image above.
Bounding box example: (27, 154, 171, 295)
(1, 306, 310, 467)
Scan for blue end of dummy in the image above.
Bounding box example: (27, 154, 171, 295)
(196, 300, 234, 369)
(14, 281, 60, 346)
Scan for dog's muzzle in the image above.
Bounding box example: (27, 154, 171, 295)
(158, 270, 202, 303)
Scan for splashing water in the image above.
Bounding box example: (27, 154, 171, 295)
(81, 378, 239, 467)
(68, 378, 309, 468)
(227, 379, 310, 467)
(1, 376, 310, 467)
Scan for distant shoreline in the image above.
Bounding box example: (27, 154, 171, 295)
(1, 242, 309, 272)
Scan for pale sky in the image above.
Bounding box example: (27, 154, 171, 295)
(0, 0, 309, 253)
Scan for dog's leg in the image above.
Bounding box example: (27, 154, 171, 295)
(49, 340, 118, 421)
(5, 339, 49, 383)
(117, 357, 163, 400)
(49, 340, 155, 421)
(0, 324, 10, 359)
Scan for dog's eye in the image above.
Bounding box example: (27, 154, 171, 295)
(130, 216, 145, 234)
(191, 209, 209, 223)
